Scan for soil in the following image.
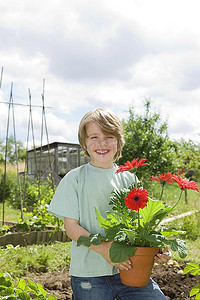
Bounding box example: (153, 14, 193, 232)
(25, 261, 199, 300)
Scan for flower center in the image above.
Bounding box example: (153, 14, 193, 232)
(134, 196, 140, 202)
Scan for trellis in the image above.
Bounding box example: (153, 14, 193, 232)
(0, 67, 54, 224)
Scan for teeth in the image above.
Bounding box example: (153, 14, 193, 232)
(96, 150, 108, 154)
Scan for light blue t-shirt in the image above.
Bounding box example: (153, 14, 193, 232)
(48, 163, 135, 277)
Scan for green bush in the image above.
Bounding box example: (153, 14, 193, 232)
(0, 171, 19, 204)
(17, 200, 62, 231)
(0, 170, 55, 210)
(118, 100, 179, 184)
(23, 177, 55, 208)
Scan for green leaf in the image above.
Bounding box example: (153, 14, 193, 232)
(27, 278, 38, 293)
(120, 228, 137, 244)
(0, 277, 13, 288)
(183, 263, 200, 275)
(161, 229, 186, 237)
(0, 286, 14, 296)
(48, 295, 58, 300)
(77, 236, 92, 247)
(105, 225, 126, 240)
(114, 230, 127, 242)
(38, 283, 46, 296)
(140, 198, 166, 225)
(195, 293, 200, 300)
(95, 208, 115, 228)
(190, 285, 200, 297)
(34, 293, 46, 299)
(145, 233, 165, 246)
(165, 238, 187, 259)
(109, 188, 129, 213)
(109, 241, 137, 263)
(5, 273, 15, 282)
(77, 234, 107, 247)
(184, 263, 199, 274)
(106, 212, 123, 226)
(17, 279, 26, 291)
(139, 198, 171, 232)
(18, 292, 31, 300)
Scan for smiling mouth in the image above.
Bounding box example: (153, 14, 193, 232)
(95, 150, 109, 154)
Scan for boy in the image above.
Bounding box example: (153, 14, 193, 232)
(48, 108, 170, 299)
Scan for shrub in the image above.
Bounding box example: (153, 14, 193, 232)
(0, 171, 19, 204)
(118, 100, 179, 184)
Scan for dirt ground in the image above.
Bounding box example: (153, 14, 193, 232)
(25, 261, 199, 300)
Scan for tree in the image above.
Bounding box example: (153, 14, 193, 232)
(176, 138, 200, 181)
(118, 99, 178, 181)
(0, 136, 26, 163)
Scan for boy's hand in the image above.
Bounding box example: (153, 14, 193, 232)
(154, 248, 171, 264)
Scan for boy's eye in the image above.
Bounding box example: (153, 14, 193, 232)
(91, 136, 97, 139)
(106, 136, 114, 139)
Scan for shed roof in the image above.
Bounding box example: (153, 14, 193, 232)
(27, 141, 81, 153)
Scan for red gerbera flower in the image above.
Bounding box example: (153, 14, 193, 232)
(125, 188, 149, 211)
(116, 158, 148, 173)
(150, 172, 174, 186)
(172, 175, 199, 192)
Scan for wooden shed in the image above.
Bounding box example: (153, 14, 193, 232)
(27, 142, 89, 182)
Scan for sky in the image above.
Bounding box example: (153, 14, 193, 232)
(0, 0, 200, 148)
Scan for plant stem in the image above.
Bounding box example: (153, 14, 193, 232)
(160, 184, 165, 200)
(137, 211, 140, 228)
(152, 190, 183, 231)
(135, 172, 138, 188)
(170, 190, 183, 211)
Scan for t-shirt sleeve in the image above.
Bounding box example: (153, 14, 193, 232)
(48, 172, 79, 221)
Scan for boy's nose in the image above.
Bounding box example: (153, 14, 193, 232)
(98, 137, 107, 145)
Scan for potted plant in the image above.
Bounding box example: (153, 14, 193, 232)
(77, 158, 199, 286)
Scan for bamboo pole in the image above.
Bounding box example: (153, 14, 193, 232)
(10, 86, 24, 220)
(2, 83, 12, 225)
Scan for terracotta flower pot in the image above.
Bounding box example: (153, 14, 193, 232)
(120, 246, 159, 287)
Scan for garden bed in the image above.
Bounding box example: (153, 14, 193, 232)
(0, 222, 70, 247)
(25, 262, 199, 300)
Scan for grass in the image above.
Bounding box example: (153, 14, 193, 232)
(149, 181, 200, 213)
(0, 237, 199, 279)
(0, 201, 29, 223)
(0, 242, 71, 277)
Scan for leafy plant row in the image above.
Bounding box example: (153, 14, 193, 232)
(0, 269, 57, 299)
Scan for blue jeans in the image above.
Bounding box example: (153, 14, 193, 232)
(71, 274, 168, 300)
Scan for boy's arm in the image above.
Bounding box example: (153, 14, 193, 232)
(64, 217, 132, 271)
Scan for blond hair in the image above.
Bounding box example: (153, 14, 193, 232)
(78, 108, 124, 161)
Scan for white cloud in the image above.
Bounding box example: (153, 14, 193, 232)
(0, 0, 200, 146)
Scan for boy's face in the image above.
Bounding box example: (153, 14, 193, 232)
(85, 122, 118, 169)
